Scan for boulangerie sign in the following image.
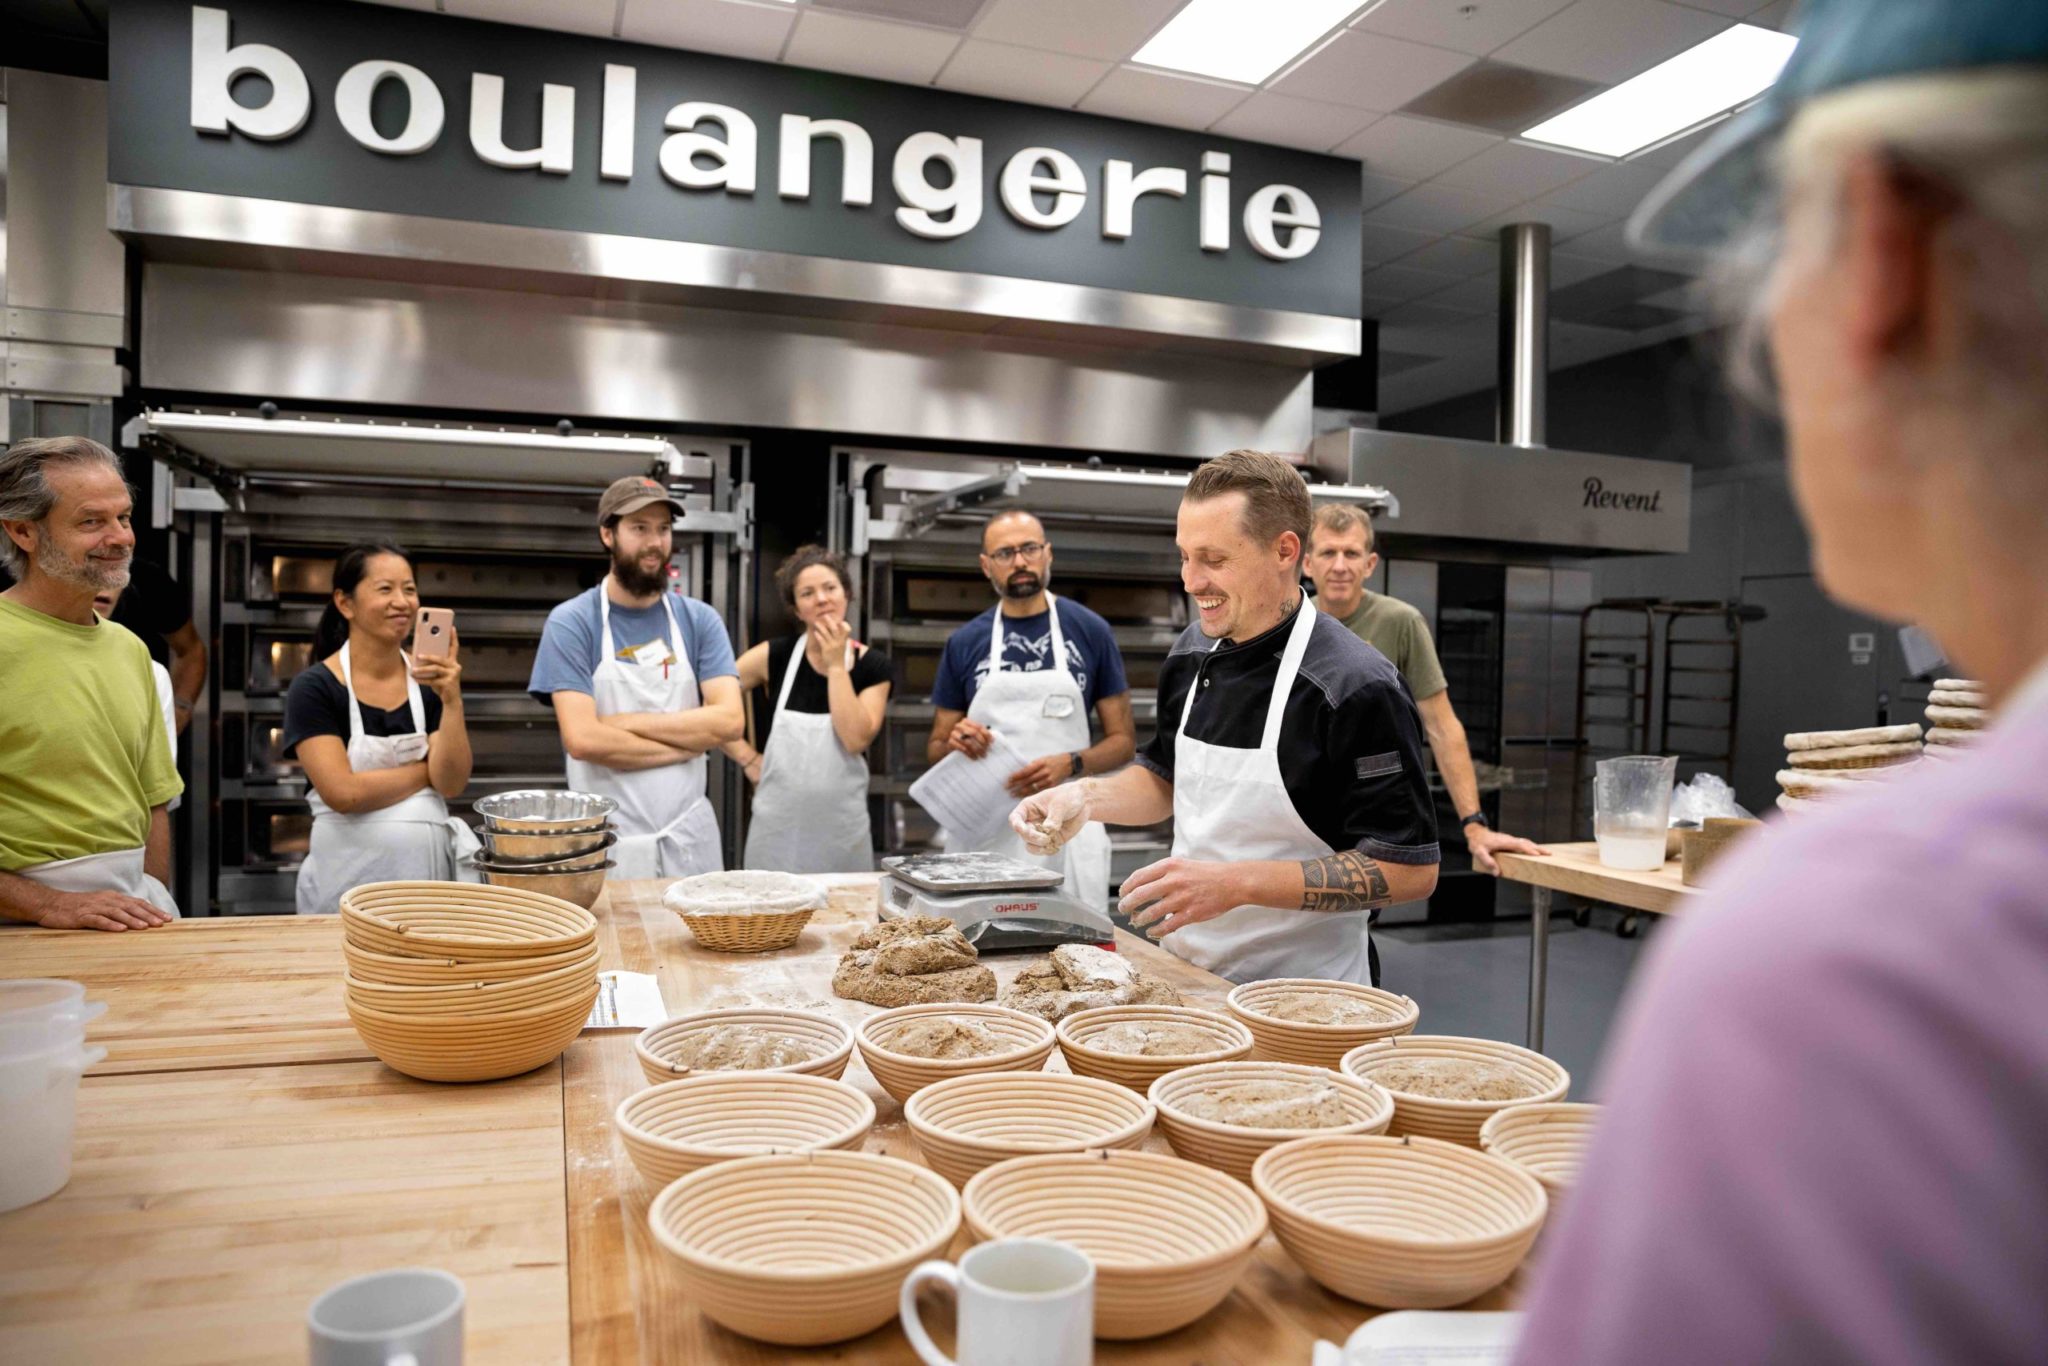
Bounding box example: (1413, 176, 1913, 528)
(106, 0, 1362, 320)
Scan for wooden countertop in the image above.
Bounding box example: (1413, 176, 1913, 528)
(1496, 841, 1701, 917)
(1, 875, 1514, 1363)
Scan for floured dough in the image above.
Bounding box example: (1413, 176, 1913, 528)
(1000, 944, 1181, 1022)
(881, 1017, 1007, 1059)
(1089, 1021, 1222, 1057)
(663, 869, 827, 914)
(1255, 989, 1396, 1027)
(657, 1024, 817, 1073)
(833, 916, 997, 1006)
(1177, 1077, 1351, 1129)
(1365, 1056, 1536, 1102)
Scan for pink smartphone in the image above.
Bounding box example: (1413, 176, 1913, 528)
(412, 608, 455, 660)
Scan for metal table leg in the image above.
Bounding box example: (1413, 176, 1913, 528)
(1527, 886, 1551, 1051)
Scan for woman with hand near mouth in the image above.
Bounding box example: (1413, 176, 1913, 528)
(283, 541, 475, 915)
(723, 545, 892, 873)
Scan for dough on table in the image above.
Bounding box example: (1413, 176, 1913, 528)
(1364, 1056, 1537, 1102)
(832, 916, 998, 1006)
(1000, 944, 1182, 1022)
(1177, 1077, 1352, 1129)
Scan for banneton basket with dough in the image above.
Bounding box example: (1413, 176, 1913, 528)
(1055, 1004, 1255, 1092)
(615, 1072, 877, 1186)
(647, 1149, 961, 1346)
(903, 1071, 1155, 1188)
(1341, 1035, 1570, 1147)
(1226, 978, 1419, 1067)
(662, 869, 827, 953)
(1252, 1134, 1547, 1309)
(1148, 1061, 1394, 1183)
(1478, 1101, 1600, 1203)
(854, 1003, 1056, 1104)
(634, 1008, 855, 1086)
(963, 1149, 1268, 1338)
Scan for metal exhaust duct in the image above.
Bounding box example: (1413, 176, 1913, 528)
(1496, 223, 1551, 447)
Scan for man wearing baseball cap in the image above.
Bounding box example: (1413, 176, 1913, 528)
(1515, 2, 2048, 1362)
(528, 475, 743, 877)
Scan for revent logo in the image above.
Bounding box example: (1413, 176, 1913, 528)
(187, 5, 1324, 260)
(1582, 477, 1664, 513)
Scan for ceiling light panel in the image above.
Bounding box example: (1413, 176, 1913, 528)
(1132, 0, 1364, 86)
(1522, 23, 1796, 158)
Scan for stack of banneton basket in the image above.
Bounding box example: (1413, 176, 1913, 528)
(340, 880, 599, 1083)
(1922, 678, 1988, 761)
(1775, 722, 1923, 814)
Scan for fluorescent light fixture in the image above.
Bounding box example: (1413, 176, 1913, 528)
(1132, 0, 1364, 86)
(1522, 24, 1797, 159)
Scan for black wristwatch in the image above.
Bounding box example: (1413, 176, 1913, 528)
(1459, 812, 1490, 832)
(1069, 751, 1086, 778)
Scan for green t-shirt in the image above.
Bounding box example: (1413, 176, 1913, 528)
(0, 596, 183, 870)
(1336, 590, 1449, 701)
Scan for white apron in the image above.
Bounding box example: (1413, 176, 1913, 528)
(13, 848, 180, 919)
(564, 581, 722, 880)
(743, 639, 874, 874)
(941, 596, 1111, 912)
(1162, 602, 1374, 985)
(295, 642, 480, 916)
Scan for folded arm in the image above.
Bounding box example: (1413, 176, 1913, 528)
(552, 691, 698, 772)
(606, 675, 745, 753)
(296, 735, 432, 814)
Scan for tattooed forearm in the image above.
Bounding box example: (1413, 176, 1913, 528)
(1298, 850, 1393, 912)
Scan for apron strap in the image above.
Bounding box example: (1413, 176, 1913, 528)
(773, 634, 807, 715)
(1179, 635, 1223, 734)
(338, 640, 426, 739)
(600, 577, 691, 679)
(337, 641, 366, 744)
(1261, 597, 1318, 753)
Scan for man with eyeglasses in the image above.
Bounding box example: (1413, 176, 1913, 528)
(926, 510, 1135, 910)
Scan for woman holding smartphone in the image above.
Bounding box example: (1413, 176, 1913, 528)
(282, 541, 477, 914)
(723, 545, 891, 873)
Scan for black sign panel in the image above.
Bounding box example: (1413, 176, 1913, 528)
(108, 0, 1361, 318)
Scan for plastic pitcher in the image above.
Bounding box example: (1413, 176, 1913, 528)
(1594, 756, 1679, 870)
(0, 1037, 107, 1213)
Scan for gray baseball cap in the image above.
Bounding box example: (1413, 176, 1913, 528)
(597, 474, 684, 526)
(1630, 0, 2048, 258)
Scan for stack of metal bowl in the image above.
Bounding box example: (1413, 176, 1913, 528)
(471, 790, 619, 908)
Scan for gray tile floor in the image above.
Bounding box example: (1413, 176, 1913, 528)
(1376, 910, 1662, 1097)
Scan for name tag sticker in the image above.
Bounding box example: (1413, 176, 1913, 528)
(1042, 694, 1076, 719)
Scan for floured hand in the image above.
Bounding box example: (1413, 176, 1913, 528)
(1009, 781, 1090, 854)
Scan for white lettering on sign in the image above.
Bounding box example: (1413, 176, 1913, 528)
(185, 5, 1326, 261)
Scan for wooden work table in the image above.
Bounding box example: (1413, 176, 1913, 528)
(1, 876, 1514, 1363)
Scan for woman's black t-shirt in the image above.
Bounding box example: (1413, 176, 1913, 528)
(754, 636, 892, 750)
(282, 661, 445, 761)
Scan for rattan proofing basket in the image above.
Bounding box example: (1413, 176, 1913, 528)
(340, 882, 596, 958)
(647, 1150, 961, 1346)
(963, 1149, 1268, 1339)
(1341, 1035, 1570, 1147)
(1252, 1134, 1546, 1309)
(675, 907, 816, 953)
(854, 1003, 1056, 1104)
(342, 939, 601, 986)
(1149, 1061, 1393, 1183)
(615, 1072, 876, 1186)
(1226, 979, 1419, 1067)
(904, 1071, 1154, 1188)
(634, 1008, 854, 1086)
(1055, 1004, 1254, 1092)
(1477, 1101, 1600, 1202)
(344, 982, 597, 1083)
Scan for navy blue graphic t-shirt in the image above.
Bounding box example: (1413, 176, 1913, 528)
(930, 599, 1128, 711)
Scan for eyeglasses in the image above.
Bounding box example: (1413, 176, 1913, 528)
(985, 540, 1048, 566)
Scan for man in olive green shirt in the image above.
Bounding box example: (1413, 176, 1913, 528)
(1305, 504, 1545, 875)
(0, 436, 183, 930)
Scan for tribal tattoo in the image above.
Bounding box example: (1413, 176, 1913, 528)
(1298, 850, 1394, 912)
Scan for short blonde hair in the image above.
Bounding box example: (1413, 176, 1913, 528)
(1310, 502, 1375, 552)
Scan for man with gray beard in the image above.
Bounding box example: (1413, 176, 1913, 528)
(0, 437, 183, 929)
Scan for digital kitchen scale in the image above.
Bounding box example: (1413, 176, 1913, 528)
(877, 853, 1118, 953)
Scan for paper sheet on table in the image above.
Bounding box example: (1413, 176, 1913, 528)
(908, 729, 1031, 850)
(1311, 1312, 1523, 1366)
(582, 971, 669, 1031)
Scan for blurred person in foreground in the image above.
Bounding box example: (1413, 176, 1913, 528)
(1515, 2, 2048, 1362)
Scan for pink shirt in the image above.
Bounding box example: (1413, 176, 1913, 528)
(1514, 670, 2048, 1365)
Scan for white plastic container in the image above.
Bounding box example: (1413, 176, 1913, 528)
(0, 1037, 106, 1213)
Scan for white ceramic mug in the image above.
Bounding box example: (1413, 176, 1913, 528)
(900, 1238, 1094, 1366)
(307, 1268, 464, 1366)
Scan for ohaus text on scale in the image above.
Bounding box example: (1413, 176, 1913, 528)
(190, 5, 1324, 260)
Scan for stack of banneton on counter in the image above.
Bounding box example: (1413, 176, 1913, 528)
(1922, 678, 1989, 760)
(622, 903, 1605, 1350)
(1775, 722, 1924, 813)
(340, 881, 600, 1083)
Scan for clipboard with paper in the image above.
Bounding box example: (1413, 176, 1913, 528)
(909, 729, 1032, 849)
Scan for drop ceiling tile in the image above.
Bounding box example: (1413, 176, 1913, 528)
(971, 0, 1184, 62)
(1494, 0, 1728, 85)
(784, 9, 963, 83)
(1351, 0, 1577, 57)
(1364, 179, 1523, 234)
(1360, 263, 1465, 304)
(1358, 222, 1440, 266)
(1359, 170, 1421, 211)
(1331, 113, 1501, 181)
(1397, 234, 1499, 274)
(443, 0, 617, 36)
(619, 0, 798, 61)
(1419, 270, 1501, 311)
(1746, 0, 1799, 32)
(1625, 119, 1723, 169)
(1466, 201, 1613, 237)
(1550, 252, 1622, 287)
(817, 0, 987, 28)
(1210, 92, 1377, 153)
(1434, 139, 1601, 199)
(1377, 299, 1487, 327)
(935, 39, 1111, 107)
(1668, 0, 1759, 14)
(1535, 157, 1671, 215)
(1270, 29, 1477, 113)
(1554, 218, 1637, 260)
(1383, 314, 1496, 358)
(1080, 67, 1251, 131)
